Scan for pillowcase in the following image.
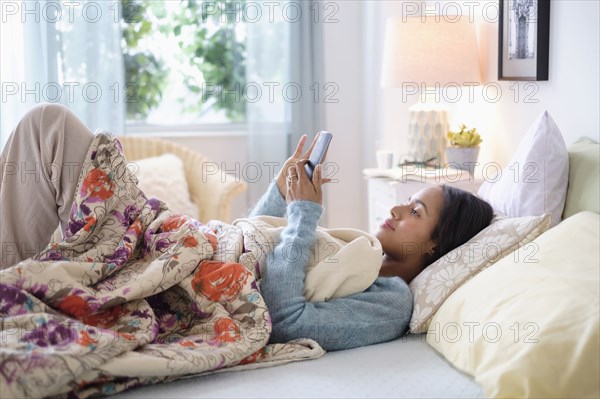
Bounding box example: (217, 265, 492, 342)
(409, 212, 551, 333)
(427, 211, 599, 399)
(562, 137, 600, 219)
(131, 153, 198, 217)
(478, 111, 568, 227)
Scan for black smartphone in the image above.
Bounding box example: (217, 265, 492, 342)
(304, 131, 333, 181)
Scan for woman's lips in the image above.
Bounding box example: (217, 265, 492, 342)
(382, 219, 395, 231)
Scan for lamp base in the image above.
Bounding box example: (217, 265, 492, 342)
(407, 103, 449, 164)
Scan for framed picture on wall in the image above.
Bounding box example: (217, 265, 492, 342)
(498, 0, 550, 81)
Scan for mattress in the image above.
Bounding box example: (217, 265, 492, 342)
(116, 334, 483, 398)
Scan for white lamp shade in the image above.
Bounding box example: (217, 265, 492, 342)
(381, 16, 481, 88)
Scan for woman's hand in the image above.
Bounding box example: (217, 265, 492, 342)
(285, 161, 325, 205)
(275, 134, 321, 198)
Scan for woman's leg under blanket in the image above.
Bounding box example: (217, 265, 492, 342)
(0, 103, 94, 269)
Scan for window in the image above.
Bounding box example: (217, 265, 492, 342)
(121, 0, 247, 129)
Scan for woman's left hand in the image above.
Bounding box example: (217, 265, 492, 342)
(285, 160, 325, 205)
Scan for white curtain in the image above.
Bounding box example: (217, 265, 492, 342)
(289, 0, 326, 152)
(245, 0, 290, 202)
(245, 0, 326, 204)
(0, 0, 125, 150)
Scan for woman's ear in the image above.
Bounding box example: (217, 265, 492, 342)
(425, 239, 437, 256)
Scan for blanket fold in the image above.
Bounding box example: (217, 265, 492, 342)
(229, 216, 382, 302)
(0, 132, 323, 399)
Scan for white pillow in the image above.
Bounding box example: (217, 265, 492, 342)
(131, 153, 198, 217)
(478, 111, 569, 227)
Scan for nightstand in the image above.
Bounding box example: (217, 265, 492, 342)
(365, 168, 483, 234)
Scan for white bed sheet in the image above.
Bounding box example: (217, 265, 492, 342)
(116, 334, 483, 398)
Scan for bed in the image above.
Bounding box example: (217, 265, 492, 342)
(116, 114, 600, 398)
(116, 334, 484, 398)
(1, 113, 598, 399)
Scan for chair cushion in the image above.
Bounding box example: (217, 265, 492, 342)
(132, 153, 198, 217)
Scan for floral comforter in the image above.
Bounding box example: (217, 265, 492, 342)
(0, 132, 323, 398)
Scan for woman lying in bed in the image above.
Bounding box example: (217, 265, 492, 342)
(251, 135, 493, 350)
(0, 104, 493, 352)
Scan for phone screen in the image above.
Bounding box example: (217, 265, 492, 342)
(305, 131, 332, 180)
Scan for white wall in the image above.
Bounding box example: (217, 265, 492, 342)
(321, 0, 600, 231)
(321, 1, 366, 229)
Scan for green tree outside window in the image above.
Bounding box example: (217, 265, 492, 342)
(120, 0, 247, 122)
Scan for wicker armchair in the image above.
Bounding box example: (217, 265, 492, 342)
(116, 136, 247, 223)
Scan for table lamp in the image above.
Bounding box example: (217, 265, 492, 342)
(381, 16, 481, 164)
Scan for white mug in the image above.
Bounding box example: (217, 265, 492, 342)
(376, 150, 394, 169)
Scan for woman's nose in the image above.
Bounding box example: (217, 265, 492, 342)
(390, 205, 403, 219)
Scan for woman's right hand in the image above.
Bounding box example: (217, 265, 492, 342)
(285, 161, 325, 205)
(275, 133, 321, 198)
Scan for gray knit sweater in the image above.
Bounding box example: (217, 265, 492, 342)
(250, 183, 413, 351)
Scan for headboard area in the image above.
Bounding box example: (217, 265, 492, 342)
(562, 137, 600, 219)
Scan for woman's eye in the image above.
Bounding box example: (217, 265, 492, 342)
(411, 208, 420, 217)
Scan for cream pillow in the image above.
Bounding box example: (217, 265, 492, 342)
(478, 111, 569, 227)
(427, 211, 599, 399)
(130, 153, 198, 217)
(409, 213, 551, 333)
(562, 137, 600, 219)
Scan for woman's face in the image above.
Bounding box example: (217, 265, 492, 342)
(375, 186, 444, 261)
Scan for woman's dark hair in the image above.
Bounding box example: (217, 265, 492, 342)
(423, 185, 494, 267)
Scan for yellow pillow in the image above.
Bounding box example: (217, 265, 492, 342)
(427, 211, 600, 398)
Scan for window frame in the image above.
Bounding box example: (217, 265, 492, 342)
(124, 121, 248, 137)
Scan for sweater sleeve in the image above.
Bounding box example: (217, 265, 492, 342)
(249, 182, 287, 218)
(259, 200, 413, 351)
